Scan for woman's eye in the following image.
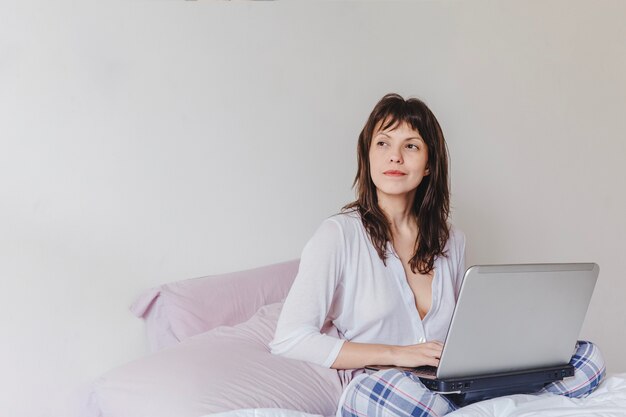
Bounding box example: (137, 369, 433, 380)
(406, 144, 419, 150)
(376, 141, 387, 147)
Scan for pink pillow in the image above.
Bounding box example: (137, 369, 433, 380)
(130, 260, 299, 351)
(91, 302, 342, 417)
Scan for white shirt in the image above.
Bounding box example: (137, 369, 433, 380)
(270, 210, 466, 372)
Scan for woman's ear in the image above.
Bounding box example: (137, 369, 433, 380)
(424, 166, 430, 175)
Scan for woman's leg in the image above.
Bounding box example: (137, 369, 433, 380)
(341, 369, 458, 417)
(538, 340, 606, 398)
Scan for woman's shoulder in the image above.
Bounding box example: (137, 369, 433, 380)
(448, 224, 465, 240)
(314, 209, 363, 242)
(301, 210, 364, 262)
(327, 209, 361, 225)
(446, 224, 466, 252)
(328, 209, 364, 232)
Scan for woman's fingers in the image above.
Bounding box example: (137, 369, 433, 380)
(390, 340, 446, 367)
(423, 356, 440, 367)
(418, 345, 442, 367)
(420, 341, 444, 357)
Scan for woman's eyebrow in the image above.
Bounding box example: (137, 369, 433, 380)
(376, 132, 423, 141)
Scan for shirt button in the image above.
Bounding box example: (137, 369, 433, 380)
(418, 337, 426, 343)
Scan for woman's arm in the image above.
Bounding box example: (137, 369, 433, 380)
(270, 219, 347, 367)
(330, 340, 443, 370)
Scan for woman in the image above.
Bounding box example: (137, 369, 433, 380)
(270, 93, 605, 417)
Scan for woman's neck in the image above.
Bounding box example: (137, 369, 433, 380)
(377, 192, 417, 234)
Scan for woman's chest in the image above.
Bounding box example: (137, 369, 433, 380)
(336, 248, 429, 327)
(390, 238, 435, 320)
(332, 228, 458, 342)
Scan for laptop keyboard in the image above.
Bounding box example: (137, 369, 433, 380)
(413, 365, 438, 376)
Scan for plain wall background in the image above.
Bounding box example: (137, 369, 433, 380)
(1, 1, 624, 416)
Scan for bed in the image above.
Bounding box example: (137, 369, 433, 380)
(82, 260, 626, 417)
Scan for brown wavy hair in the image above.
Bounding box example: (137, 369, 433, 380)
(343, 93, 450, 274)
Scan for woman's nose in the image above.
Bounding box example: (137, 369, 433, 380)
(389, 151, 403, 163)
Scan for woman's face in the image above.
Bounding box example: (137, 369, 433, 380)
(368, 121, 430, 200)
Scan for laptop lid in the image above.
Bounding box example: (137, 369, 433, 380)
(436, 263, 598, 379)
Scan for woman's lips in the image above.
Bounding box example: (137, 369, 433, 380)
(383, 170, 406, 177)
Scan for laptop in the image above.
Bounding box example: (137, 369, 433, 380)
(365, 263, 599, 405)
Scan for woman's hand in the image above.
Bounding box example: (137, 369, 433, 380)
(391, 341, 443, 368)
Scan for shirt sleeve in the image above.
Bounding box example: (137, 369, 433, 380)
(269, 218, 346, 368)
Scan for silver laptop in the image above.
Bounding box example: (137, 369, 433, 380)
(366, 263, 599, 404)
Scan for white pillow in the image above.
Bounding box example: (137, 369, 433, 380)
(91, 303, 342, 417)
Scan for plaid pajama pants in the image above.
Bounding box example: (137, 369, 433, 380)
(340, 341, 606, 417)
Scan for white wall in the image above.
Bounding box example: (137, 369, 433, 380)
(1, 1, 624, 416)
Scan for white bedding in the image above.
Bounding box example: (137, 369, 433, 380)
(206, 373, 626, 417)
